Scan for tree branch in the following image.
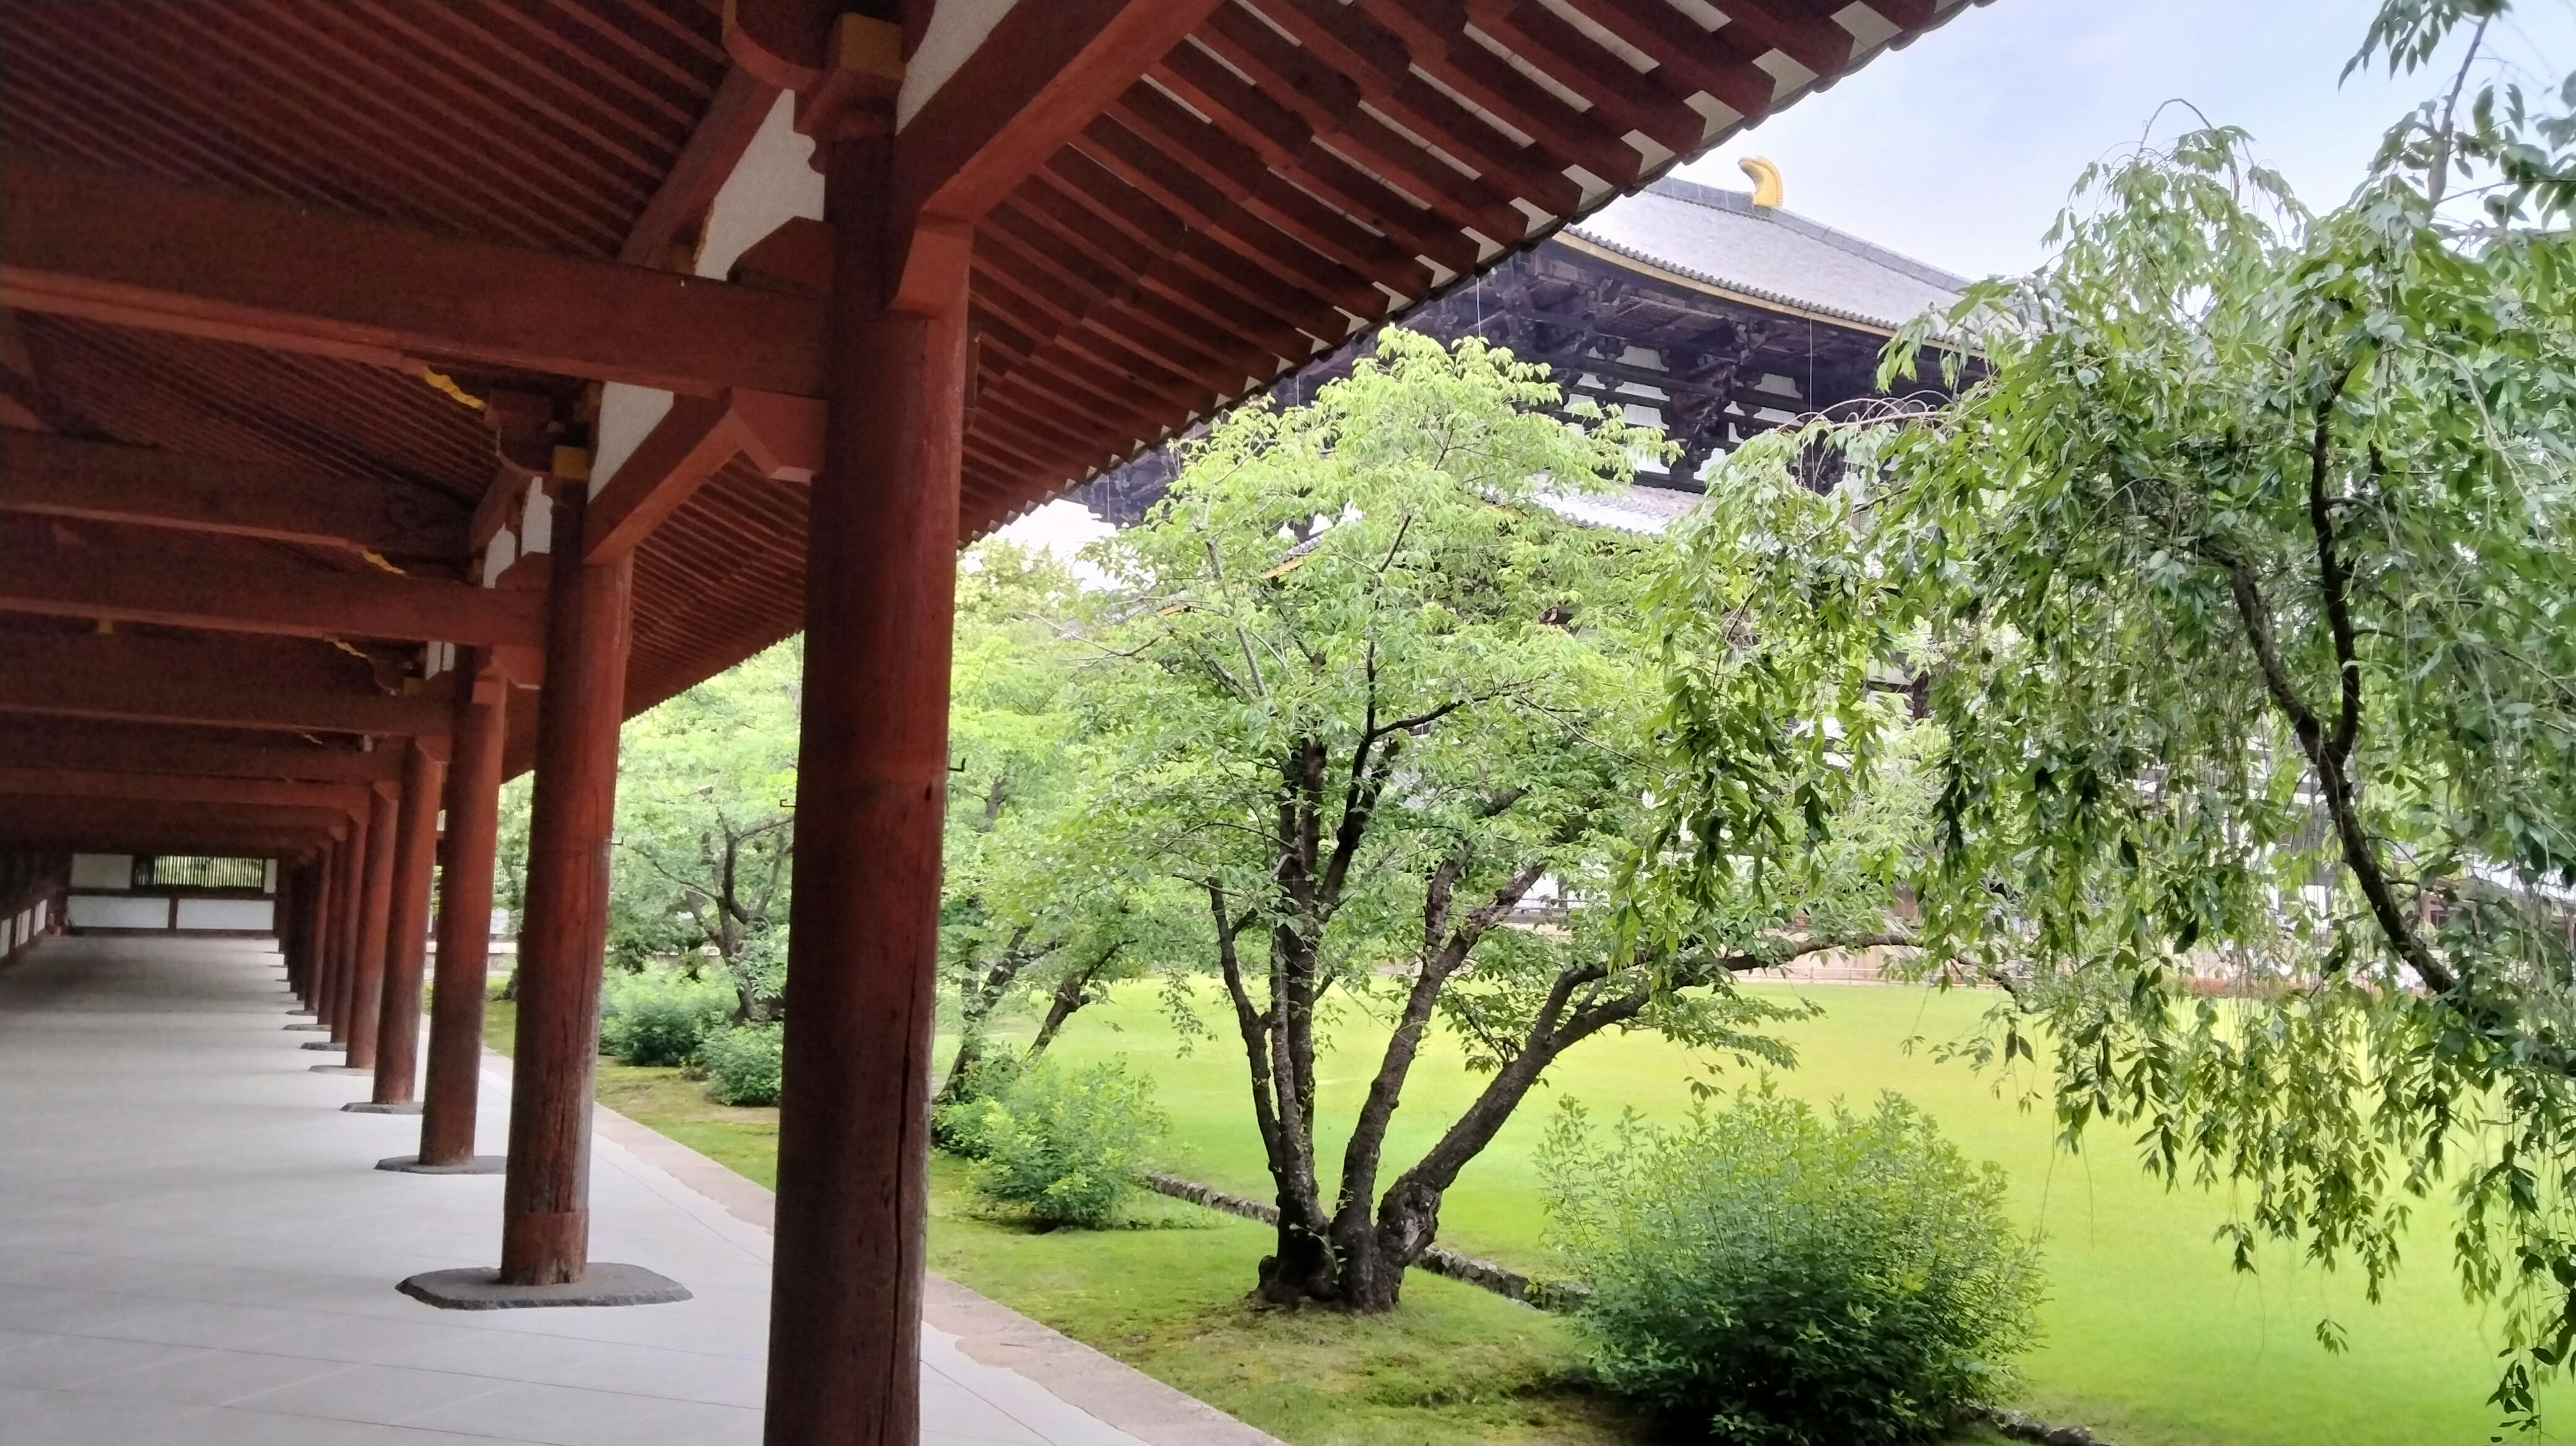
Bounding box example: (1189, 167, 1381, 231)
(2311, 406, 2363, 763)
(2212, 544, 2451, 993)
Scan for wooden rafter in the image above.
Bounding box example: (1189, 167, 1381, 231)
(0, 432, 467, 559)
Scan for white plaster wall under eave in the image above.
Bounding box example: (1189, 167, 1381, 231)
(592, 91, 825, 496)
(898, 0, 1020, 129)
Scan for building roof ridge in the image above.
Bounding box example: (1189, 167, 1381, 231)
(1621, 175, 1976, 296)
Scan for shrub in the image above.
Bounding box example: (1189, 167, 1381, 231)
(698, 1022, 784, 1105)
(598, 969, 733, 1066)
(966, 1058, 1166, 1229)
(1540, 1088, 2042, 1446)
(930, 1052, 1028, 1158)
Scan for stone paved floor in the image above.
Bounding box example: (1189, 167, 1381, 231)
(0, 934, 1161, 1446)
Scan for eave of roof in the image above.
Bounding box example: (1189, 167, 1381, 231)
(1566, 177, 1973, 335)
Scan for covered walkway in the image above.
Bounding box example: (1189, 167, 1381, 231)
(0, 935, 1238, 1446)
(0, 5, 1984, 1435)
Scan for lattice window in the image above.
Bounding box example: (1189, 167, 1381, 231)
(136, 856, 267, 890)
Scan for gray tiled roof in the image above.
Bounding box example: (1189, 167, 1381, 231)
(1540, 484, 1702, 535)
(1568, 177, 1970, 333)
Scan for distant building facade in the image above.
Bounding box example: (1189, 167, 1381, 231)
(1073, 176, 1973, 531)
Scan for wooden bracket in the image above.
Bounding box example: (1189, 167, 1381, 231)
(583, 387, 824, 564)
(794, 14, 904, 146)
(892, 215, 973, 318)
(724, 0, 838, 92)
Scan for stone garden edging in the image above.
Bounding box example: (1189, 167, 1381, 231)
(1140, 1170, 1591, 1311)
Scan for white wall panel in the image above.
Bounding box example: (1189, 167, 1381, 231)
(69, 894, 170, 929)
(175, 899, 275, 932)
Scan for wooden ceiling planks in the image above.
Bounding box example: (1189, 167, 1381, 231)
(17, 317, 498, 520)
(0, 0, 1978, 810)
(0, 0, 727, 257)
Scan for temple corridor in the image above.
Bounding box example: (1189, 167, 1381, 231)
(0, 936, 1216, 1446)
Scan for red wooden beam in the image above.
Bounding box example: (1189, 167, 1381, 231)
(766, 124, 966, 1445)
(891, 1, 1224, 292)
(584, 397, 737, 567)
(1555, 0, 1774, 119)
(343, 783, 400, 1067)
(1864, 0, 1938, 27)
(0, 767, 370, 815)
(0, 632, 453, 737)
(0, 154, 827, 399)
(1, 529, 546, 649)
(1467, 2, 1710, 156)
(0, 432, 466, 561)
(0, 824, 338, 856)
(586, 388, 822, 564)
(370, 740, 444, 1105)
(0, 720, 402, 783)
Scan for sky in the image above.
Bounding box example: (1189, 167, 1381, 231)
(1682, 0, 2576, 280)
(998, 0, 2576, 556)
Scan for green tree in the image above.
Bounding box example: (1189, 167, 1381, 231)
(612, 638, 801, 1021)
(1657, 1, 2576, 1421)
(938, 543, 1175, 1102)
(1085, 332, 1909, 1311)
(492, 772, 533, 1000)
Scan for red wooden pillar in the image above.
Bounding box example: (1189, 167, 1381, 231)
(323, 817, 366, 1042)
(369, 739, 446, 1104)
(343, 781, 400, 1067)
(764, 129, 969, 1445)
(290, 861, 318, 999)
(305, 849, 331, 1013)
(419, 654, 508, 1165)
(317, 847, 339, 1023)
(501, 494, 633, 1285)
(300, 857, 329, 1007)
(277, 863, 303, 996)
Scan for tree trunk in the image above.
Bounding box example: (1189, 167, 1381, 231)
(934, 936, 1032, 1105)
(1025, 944, 1120, 1061)
(1337, 1178, 1442, 1311)
(934, 1028, 986, 1109)
(1256, 1197, 1340, 1305)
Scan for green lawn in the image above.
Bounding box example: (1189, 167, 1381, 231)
(1008, 981, 2569, 1446)
(488, 996, 1654, 1445)
(490, 981, 2570, 1445)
